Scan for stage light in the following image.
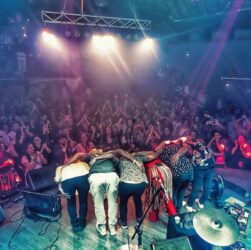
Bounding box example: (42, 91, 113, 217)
(92, 35, 102, 46)
(74, 31, 80, 38)
(142, 38, 154, 49)
(84, 32, 90, 38)
(103, 35, 116, 48)
(126, 34, 132, 40)
(95, 0, 109, 7)
(65, 30, 71, 38)
(133, 34, 139, 41)
(92, 34, 117, 53)
(41, 30, 62, 50)
(185, 51, 190, 57)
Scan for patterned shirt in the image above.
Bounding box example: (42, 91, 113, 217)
(119, 153, 148, 184)
(160, 143, 192, 177)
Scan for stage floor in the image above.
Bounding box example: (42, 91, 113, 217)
(0, 170, 250, 250)
(216, 168, 251, 197)
(0, 193, 167, 250)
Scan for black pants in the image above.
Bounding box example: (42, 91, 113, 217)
(118, 182, 146, 224)
(61, 175, 89, 226)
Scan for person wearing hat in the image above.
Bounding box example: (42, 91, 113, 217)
(185, 142, 215, 212)
(157, 138, 193, 212)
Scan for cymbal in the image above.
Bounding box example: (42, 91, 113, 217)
(193, 208, 240, 246)
(117, 244, 140, 250)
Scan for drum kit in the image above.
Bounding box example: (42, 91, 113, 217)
(193, 207, 240, 247)
(117, 207, 242, 250)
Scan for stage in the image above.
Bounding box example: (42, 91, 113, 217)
(216, 168, 251, 200)
(0, 168, 250, 250)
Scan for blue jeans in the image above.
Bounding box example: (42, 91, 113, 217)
(118, 182, 146, 224)
(172, 169, 193, 209)
(61, 175, 89, 226)
(187, 168, 215, 206)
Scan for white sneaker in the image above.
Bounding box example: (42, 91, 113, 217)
(96, 224, 107, 236)
(109, 225, 116, 236)
(185, 205, 196, 212)
(182, 200, 187, 207)
(195, 199, 204, 209)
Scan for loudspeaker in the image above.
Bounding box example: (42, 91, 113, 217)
(0, 206, 6, 225)
(210, 174, 225, 208)
(151, 236, 192, 250)
(26, 164, 57, 191)
(23, 191, 61, 218)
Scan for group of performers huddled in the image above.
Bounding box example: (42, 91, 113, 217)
(54, 134, 217, 235)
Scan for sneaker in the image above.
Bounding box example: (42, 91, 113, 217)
(109, 225, 116, 236)
(185, 205, 196, 212)
(72, 218, 85, 233)
(136, 217, 142, 226)
(119, 219, 128, 229)
(195, 199, 204, 209)
(96, 224, 107, 236)
(182, 200, 187, 207)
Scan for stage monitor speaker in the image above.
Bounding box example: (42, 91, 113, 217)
(26, 164, 57, 192)
(23, 191, 61, 218)
(151, 236, 192, 250)
(0, 206, 6, 225)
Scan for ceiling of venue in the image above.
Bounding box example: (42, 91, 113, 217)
(1, 0, 251, 34)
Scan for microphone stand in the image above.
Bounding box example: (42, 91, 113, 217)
(131, 187, 162, 249)
(118, 188, 162, 250)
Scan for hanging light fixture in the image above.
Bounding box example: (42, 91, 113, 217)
(95, 0, 109, 7)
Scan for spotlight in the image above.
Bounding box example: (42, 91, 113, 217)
(185, 51, 190, 57)
(142, 38, 154, 49)
(126, 34, 132, 40)
(41, 30, 62, 50)
(74, 31, 80, 38)
(102, 35, 116, 47)
(65, 30, 71, 38)
(95, 0, 109, 7)
(116, 33, 122, 39)
(133, 34, 139, 41)
(92, 34, 117, 53)
(84, 32, 90, 38)
(134, 37, 157, 60)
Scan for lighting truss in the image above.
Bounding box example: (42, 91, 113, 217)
(41, 11, 151, 30)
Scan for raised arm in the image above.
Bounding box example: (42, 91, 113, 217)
(111, 149, 143, 169)
(155, 140, 171, 151)
(144, 147, 163, 162)
(171, 145, 189, 165)
(66, 152, 87, 164)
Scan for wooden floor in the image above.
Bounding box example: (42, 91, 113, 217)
(0, 186, 250, 250)
(0, 193, 167, 250)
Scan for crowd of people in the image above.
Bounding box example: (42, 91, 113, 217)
(0, 74, 251, 235)
(0, 78, 250, 175)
